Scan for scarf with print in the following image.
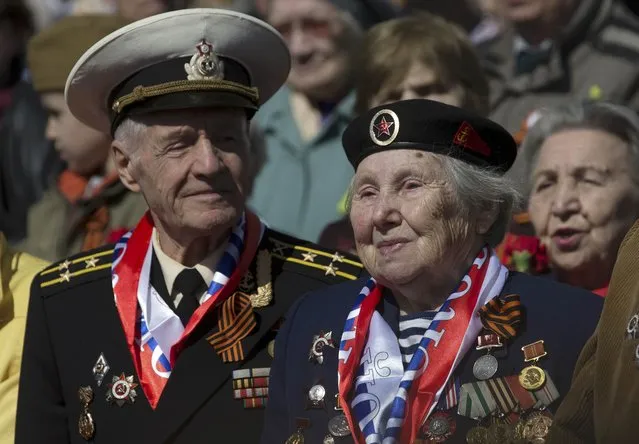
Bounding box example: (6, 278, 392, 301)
(111, 211, 264, 408)
(337, 247, 507, 443)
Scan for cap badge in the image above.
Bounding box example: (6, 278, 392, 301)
(453, 121, 491, 157)
(184, 39, 224, 81)
(369, 109, 400, 146)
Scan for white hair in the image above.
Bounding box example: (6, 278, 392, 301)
(519, 102, 639, 196)
(113, 117, 147, 151)
(346, 153, 521, 248)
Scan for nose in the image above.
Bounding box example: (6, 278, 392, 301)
(551, 180, 581, 219)
(192, 133, 224, 177)
(45, 117, 57, 143)
(288, 26, 313, 58)
(371, 192, 402, 233)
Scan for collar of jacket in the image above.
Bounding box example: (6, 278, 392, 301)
(256, 85, 355, 146)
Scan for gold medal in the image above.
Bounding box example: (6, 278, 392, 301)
(522, 413, 552, 443)
(518, 365, 546, 391)
(78, 386, 95, 441)
(487, 422, 512, 444)
(285, 431, 305, 444)
(511, 419, 527, 444)
(466, 426, 489, 444)
(287, 417, 310, 444)
(519, 340, 548, 391)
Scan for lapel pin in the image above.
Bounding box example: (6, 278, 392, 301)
(309, 331, 335, 364)
(106, 373, 138, 406)
(92, 353, 110, 386)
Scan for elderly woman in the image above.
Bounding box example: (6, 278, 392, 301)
(521, 102, 639, 296)
(261, 99, 603, 444)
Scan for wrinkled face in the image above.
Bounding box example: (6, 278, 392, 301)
(42, 93, 111, 176)
(118, 108, 250, 239)
(268, 0, 358, 100)
(350, 150, 484, 289)
(528, 128, 639, 280)
(371, 62, 464, 110)
(503, 0, 576, 25)
(115, 0, 168, 21)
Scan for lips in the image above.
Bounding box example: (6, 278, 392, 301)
(551, 228, 585, 251)
(376, 238, 409, 255)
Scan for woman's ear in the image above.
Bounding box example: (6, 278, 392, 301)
(111, 140, 141, 193)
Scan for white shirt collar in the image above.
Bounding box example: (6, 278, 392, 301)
(151, 228, 223, 300)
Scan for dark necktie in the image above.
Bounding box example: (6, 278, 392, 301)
(173, 268, 207, 327)
(515, 47, 551, 76)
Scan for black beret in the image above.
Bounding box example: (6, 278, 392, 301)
(342, 99, 517, 173)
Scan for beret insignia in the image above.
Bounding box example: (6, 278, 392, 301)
(369, 109, 400, 146)
(453, 121, 491, 157)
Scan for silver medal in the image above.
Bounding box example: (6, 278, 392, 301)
(308, 384, 326, 402)
(473, 354, 498, 380)
(328, 414, 351, 437)
(92, 353, 110, 386)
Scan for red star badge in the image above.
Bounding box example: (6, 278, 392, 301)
(374, 116, 394, 138)
(196, 39, 213, 56)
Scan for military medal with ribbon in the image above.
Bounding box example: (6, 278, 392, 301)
(519, 340, 548, 391)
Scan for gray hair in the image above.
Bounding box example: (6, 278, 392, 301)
(113, 117, 147, 151)
(519, 102, 639, 196)
(346, 154, 521, 248)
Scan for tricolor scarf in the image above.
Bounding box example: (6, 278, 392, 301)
(338, 247, 507, 443)
(111, 211, 264, 408)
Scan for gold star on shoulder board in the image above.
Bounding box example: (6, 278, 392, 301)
(302, 252, 317, 262)
(85, 257, 99, 268)
(60, 270, 71, 282)
(331, 252, 344, 263)
(325, 263, 338, 276)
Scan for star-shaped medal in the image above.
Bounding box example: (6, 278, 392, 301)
(106, 373, 138, 407)
(309, 331, 335, 364)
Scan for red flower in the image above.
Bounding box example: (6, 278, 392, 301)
(498, 233, 549, 274)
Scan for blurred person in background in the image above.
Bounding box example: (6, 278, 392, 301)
(17, 14, 147, 262)
(248, 0, 398, 243)
(319, 12, 490, 252)
(0, 231, 48, 444)
(0, 0, 58, 244)
(520, 102, 639, 296)
(481, 0, 639, 134)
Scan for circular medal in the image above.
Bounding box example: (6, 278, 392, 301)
(512, 420, 527, 444)
(309, 384, 326, 402)
(422, 411, 456, 442)
(285, 431, 304, 444)
(328, 414, 351, 437)
(518, 365, 546, 391)
(487, 422, 512, 443)
(523, 414, 553, 442)
(323, 434, 335, 444)
(473, 354, 498, 380)
(627, 314, 639, 339)
(466, 426, 488, 444)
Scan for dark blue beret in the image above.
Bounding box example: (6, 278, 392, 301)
(342, 99, 517, 173)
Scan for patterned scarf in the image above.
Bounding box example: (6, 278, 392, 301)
(337, 247, 507, 443)
(111, 211, 264, 408)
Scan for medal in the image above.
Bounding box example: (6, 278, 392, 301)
(286, 418, 310, 444)
(486, 414, 512, 444)
(422, 410, 456, 442)
(519, 341, 547, 391)
(627, 313, 639, 339)
(473, 334, 503, 380)
(323, 435, 335, 444)
(106, 373, 138, 406)
(92, 353, 110, 387)
(512, 419, 527, 444)
(307, 384, 326, 409)
(328, 413, 351, 437)
(635, 344, 639, 368)
(522, 411, 552, 443)
(466, 425, 489, 444)
(309, 331, 335, 364)
(78, 386, 95, 441)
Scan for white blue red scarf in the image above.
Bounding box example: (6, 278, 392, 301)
(111, 211, 264, 408)
(338, 247, 507, 443)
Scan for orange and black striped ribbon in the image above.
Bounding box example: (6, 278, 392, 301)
(478, 294, 522, 339)
(207, 292, 256, 363)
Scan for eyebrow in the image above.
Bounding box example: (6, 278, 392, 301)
(534, 165, 612, 179)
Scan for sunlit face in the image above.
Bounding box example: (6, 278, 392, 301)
(503, 0, 576, 25)
(370, 62, 464, 109)
(268, 0, 359, 100)
(350, 150, 486, 291)
(42, 93, 111, 176)
(117, 108, 251, 240)
(528, 128, 639, 284)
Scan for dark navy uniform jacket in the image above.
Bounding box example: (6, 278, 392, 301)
(261, 272, 603, 444)
(15, 229, 365, 444)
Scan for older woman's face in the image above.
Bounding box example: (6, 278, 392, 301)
(350, 150, 482, 288)
(528, 128, 639, 280)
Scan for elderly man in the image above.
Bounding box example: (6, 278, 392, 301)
(481, 0, 639, 133)
(249, 0, 398, 242)
(15, 9, 364, 444)
(261, 100, 602, 444)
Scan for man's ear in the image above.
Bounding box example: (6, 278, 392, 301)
(111, 140, 141, 193)
(476, 201, 499, 236)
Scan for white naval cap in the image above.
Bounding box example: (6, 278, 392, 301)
(65, 8, 291, 135)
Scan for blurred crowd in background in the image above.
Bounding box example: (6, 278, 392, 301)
(3, 0, 639, 298)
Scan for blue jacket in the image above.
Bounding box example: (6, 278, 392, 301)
(261, 272, 603, 443)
